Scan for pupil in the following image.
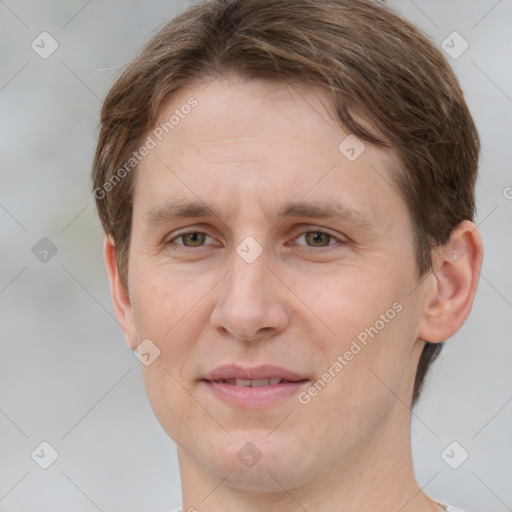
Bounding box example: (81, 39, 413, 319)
(185, 232, 204, 246)
(306, 232, 330, 246)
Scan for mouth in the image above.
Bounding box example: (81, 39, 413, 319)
(205, 377, 308, 387)
(200, 365, 310, 408)
(202, 363, 309, 383)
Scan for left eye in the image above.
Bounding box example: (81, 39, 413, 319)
(295, 231, 338, 247)
(173, 232, 213, 247)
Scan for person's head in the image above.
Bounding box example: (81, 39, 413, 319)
(92, 0, 482, 497)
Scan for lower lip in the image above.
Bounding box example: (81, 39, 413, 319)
(201, 380, 309, 409)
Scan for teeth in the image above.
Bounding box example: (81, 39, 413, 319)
(217, 378, 284, 386)
(250, 379, 271, 387)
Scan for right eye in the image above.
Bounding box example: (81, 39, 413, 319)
(166, 231, 215, 248)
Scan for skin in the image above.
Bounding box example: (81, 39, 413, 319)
(105, 76, 483, 512)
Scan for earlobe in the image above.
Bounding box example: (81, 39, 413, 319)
(104, 236, 138, 350)
(418, 221, 483, 343)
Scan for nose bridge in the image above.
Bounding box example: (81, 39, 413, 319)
(227, 244, 271, 312)
(227, 218, 271, 301)
(210, 242, 289, 340)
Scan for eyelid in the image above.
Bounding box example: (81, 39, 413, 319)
(165, 228, 216, 246)
(289, 227, 346, 247)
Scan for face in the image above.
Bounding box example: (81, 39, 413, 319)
(119, 77, 430, 491)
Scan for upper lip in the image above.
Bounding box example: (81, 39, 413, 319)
(203, 364, 309, 382)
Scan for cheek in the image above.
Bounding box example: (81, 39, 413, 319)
(140, 364, 202, 448)
(315, 298, 420, 417)
(293, 263, 420, 404)
(132, 269, 212, 442)
(293, 308, 418, 458)
(286, 260, 411, 346)
(129, 257, 212, 339)
(129, 262, 215, 417)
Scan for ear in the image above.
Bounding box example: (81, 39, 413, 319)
(104, 236, 138, 350)
(418, 220, 484, 343)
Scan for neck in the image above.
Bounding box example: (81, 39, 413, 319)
(177, 397, 442, 512)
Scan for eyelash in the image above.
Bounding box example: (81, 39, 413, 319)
(165, 228, 346, 251)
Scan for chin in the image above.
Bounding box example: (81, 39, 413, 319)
(195, 433, 315, 492)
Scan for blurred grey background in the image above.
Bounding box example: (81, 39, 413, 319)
(0, 1, 511, 511)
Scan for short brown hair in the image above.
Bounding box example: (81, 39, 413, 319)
(91, 0, 480, 406)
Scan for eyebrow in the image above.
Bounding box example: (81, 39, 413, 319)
(145, 199, 376, 228)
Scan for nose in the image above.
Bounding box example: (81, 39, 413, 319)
(210, 248, 290, 342)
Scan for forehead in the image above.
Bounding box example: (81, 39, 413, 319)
(133, 77, 405, 227)
(155, 77, 353, 153)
